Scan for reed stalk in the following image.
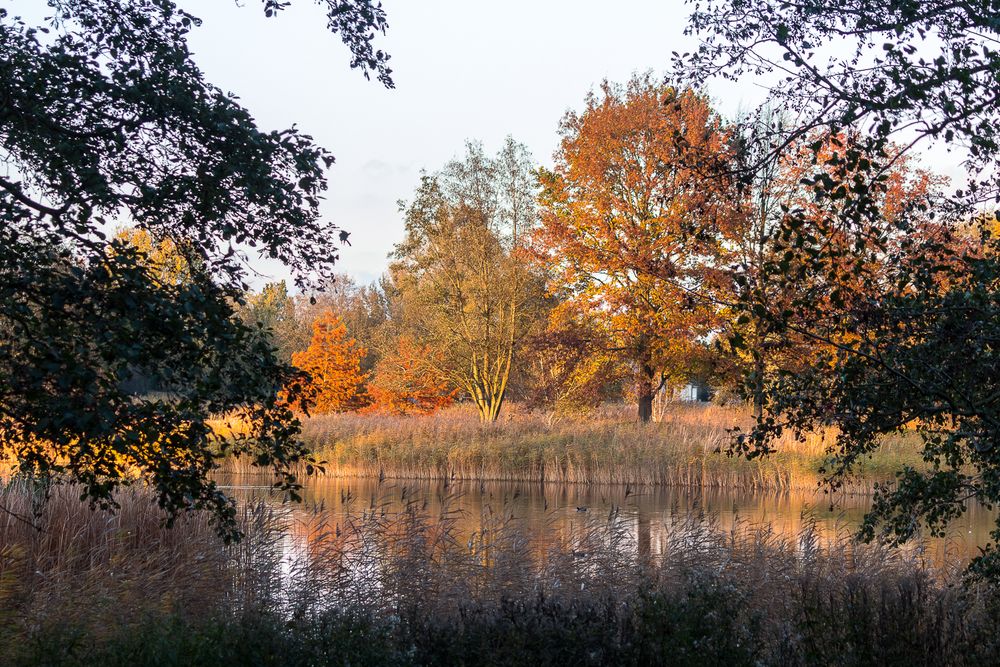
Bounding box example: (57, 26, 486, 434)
(0, 479, 993, 665)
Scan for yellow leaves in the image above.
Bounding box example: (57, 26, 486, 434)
(113, 227, 192, 286)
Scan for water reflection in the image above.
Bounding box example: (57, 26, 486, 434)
(220, 475, 995, 567)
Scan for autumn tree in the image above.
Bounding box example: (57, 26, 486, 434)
(719, 120, 943, 417)
(291, 311, 368, 414)
(298, 275, 390, 373)
(391, 139, 545, 422)
(711, 111, 797, 416)
(114, 227, 197, 286)
(516, 304, 623, 415)
(685, 0, 1000, 576)
(365, 336, 456, 415)
(533, 75, 737, 422)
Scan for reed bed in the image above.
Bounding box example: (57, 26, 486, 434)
(0, 480, 280, 648)
(1, 480, 996, 665)
(278, 403, 924, 494)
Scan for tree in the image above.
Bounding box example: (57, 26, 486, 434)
(114, 227, 196, 287)
(533, 75, 737, 422)
(0, 0, 392, 537)
(237, 281, 309, 363)
(713, 110, 807, 417)
(391, 139, 545, 422)
(110, 227, 203, 395)
(261, 0, 392, 87)
(516, 304, 623, 415)
(298, 274, 390, 373)
(292, 311, 368, 414)
(685, 0, 1000, 575)
(719, 122, 943, 417)
(684, 0, 999, 198)
(365, 336, 457, 415)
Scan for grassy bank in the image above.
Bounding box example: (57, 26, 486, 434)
(0, 480, 997, 666)
(288, 404, 924, 493)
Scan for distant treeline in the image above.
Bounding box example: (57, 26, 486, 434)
(214, 80, 971, 426)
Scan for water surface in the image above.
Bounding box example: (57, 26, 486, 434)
(220, 474, 995, 567)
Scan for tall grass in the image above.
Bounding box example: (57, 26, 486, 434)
(0, 479, 281, 650)
(2, 480, 996, 665)
(284, 403, 924, 493)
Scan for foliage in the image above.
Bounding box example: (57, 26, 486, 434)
(261, 0, 393, 88)
(533, 74, 737, 422)
(298, 274, 391, 373)
(292, 311, 368, 414)
(391, 139, 545, 422)
(236, 281, 309, 363)
(0, 0, 392, 535)
(684, 0, 1000, 184)
(365, 336, 456, 416)
(516, 305, 624, 414)
(114, 227, 196, 287)
(684, 1, 1000, 575)
(717, 122, 944, 415)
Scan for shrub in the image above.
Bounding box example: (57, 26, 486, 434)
(365, 336, 456, 415)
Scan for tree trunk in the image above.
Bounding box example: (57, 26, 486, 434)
(472, 383, 505, 422)
(637, 362, 655, 423)
(753, 354, 764, 420)
(484, 396, 503, 422)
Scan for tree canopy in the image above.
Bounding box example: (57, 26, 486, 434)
(684, 0, 1000, 576)
(0, 0, 391, 537)
(533, 75, 736, 422)
(291, 312, 369, 414)
(390, 139, 545, 422)
(365, 336, 456, 416)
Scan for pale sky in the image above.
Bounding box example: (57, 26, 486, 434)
(14, 1, 972, 288)
(182, 0, 769, 286)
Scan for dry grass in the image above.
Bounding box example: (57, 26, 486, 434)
(1, 480, 994, 665)
(285, 403, 924, 493)
(0, 479, 282, 651)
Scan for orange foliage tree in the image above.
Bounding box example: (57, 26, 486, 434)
(291, 311, 368, 414)
(533, 74, 738, 422)
(365, 336, 457, 415)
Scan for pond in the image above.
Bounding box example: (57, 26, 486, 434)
(220, 474, 996, 567)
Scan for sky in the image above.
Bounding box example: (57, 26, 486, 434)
(181, 0, 768, 287)
(12, 1, 971, 288)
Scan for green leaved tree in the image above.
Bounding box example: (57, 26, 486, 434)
(390, 139, 546, 422)
(685, 0, 1000, 576)
(0, 0, 391, 538)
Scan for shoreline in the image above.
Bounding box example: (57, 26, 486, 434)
(217, 462, 887, 496)
(216, 404, 919, 496)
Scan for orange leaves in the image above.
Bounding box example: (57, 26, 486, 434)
(291, 311, 369, 414)
(364, 336, 456, 416)
(289, 316, 455, 417)
(532, 75, 737, 418)
(534, 76, 734, 314)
